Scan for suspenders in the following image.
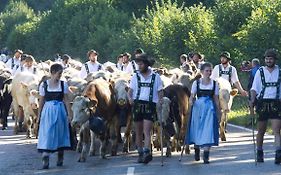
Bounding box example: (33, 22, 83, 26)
(135, 73, 156, 102)
(85, 63, 102, 74)
(11, 58, 19, 70)
(259, 67, 281, 99)
(131, 60, 137, 73)
(20, 66, 37, 74)
(219, 64, 232, 83)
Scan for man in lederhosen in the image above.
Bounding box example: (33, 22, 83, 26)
(80, 50, 104, 79)
(122, 52, 139, 74)
(5, 49, 23, 76)
(211, 51, 248, 96)
(128, 53, 163, 164)
(250, 48, 281, 164)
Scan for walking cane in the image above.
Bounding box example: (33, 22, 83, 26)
(249, 104, 257, 166)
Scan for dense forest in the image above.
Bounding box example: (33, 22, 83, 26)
(0, 0, 280, 66)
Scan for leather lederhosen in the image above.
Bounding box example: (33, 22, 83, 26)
(133, 72, 156, 121)
(255, 67, 281, 118)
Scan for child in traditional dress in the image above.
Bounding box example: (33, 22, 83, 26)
(186, 62, 220, 163)
(37, 63, 73, 169)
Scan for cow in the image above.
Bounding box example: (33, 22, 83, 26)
(11, 72, 40, 138)
(216, 77, 238, 141)
(71, 78, 119, 162)
(0, 70, 12, 130)
(67, 78, 87, 102)
(113, 78, 133, 153)
(163, 84, 191, 154)
(155, 97, 173, 156)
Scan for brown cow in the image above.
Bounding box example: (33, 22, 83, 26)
(71, 78, 118, 162)
(163, 84, 191, 154)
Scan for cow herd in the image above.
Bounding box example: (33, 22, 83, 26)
(0, 59, 237, 162)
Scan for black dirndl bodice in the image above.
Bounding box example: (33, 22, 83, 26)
(43, 80, 64, 102)
(196, 80, 215, 98)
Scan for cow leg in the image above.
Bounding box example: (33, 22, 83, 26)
(13, 102, 19, 134)
(25, 114, 32, 139)
(2, 96, 12, 129)
(89, 131, 96, 156)
(111, 119, 119, 156)
(18, 106, 25, 132)
(76, 130, 83, 153)
(220, 112, 227, 141)
(164, 131, 172, 157)
(78, 128, 90, 162)
(122, 114, 132, 153)
(100, 132, 110, 159)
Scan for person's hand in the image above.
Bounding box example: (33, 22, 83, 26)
(240, 90, 248, 97)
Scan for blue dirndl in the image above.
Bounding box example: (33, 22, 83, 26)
(37, 100, 71, 152)
(185, 96, 219, 147)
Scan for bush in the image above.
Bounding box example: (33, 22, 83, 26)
(0, 0, 36, 49)
(122, 1, 216, 67)
(234, 1, 281, 60)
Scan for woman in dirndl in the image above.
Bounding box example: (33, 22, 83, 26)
(37, 63, 73, 169)
(186, 62, 220, 164)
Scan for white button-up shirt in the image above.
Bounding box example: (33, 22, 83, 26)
(129, 69, 163, 103)
(80, 61, 104, 79)
(15, 65, 38, 76)
(251, 65, 281, 99)
(5, 57, 21, 75)
(122, 61, 139, 74)
(210, 64, 239, 84)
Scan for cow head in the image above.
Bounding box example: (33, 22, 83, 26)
(21, 81, 39, 110)
(157, 97, 171, 125)
(114, 79, 129, 108)
(71, 96, 97, 127)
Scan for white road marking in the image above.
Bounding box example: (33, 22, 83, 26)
(127, 167, 135, 175)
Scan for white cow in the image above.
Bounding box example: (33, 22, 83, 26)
(216, 77, 238, 141)
(11, 72, 40, 138)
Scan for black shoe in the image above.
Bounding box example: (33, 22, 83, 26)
(57, 152, 64, 166)
(42, 156, 49, 169)
(143, 153, 153, 164)
(275, 150, 281, 164)
(194, 148, 200, 161)
(203, 151, 209, 164)
(257, 150, 264, 163)
(2, 126, 7, 130)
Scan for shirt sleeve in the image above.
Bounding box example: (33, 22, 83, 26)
(210, 65, 219, 81)
(80, 64, 87, 79)
(156, 74, 163, 91)
(39, 82, 45, 96)
(129, 74, 137, 90)
(191, 80, 197, 94)
(231, 66, 239, 84)
(250, 68, 261, 95)
(215, 82, 219, 96)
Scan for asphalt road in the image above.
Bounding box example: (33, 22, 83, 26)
(0, 117, 281, 175)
